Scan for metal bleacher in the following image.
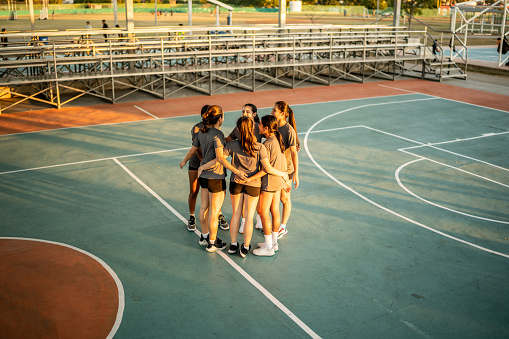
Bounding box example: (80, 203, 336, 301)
(0, 25, 462, 113)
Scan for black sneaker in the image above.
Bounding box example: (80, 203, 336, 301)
(228, 242, 239, 255)
(199, 234, 209, 246)
(239, 243, 251, 258)
(218, 213, 229, 230)
(206, 238, 227, 252)
(187, 215, 196, 232)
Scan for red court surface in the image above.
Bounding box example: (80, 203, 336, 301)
(0, 239, 120, 338)
(1, 79, 508, 136)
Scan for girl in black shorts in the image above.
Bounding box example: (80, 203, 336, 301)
(225, 103, 263, 232)
(185, 105, 209, 232)
(180, 105, 246, 252)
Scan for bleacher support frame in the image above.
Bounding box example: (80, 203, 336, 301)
(0, 25, 459, 113)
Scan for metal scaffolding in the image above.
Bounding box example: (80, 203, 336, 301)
(451, 0, 509, 67)
(0, 25, 465, 113)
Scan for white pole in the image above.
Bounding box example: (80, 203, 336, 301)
(279, 0, 286, 28)
(29, 0, 35, 30)
(155, 0, 158, 26)
(188, 0, 192, 27)
(377, 0, 379, 23)
(216, 5, 219, 26)
(113, 0, 118, 26)
(125, 0, 134, 32)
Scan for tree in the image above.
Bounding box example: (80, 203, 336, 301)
(363, 0, 387, 10)
(387, 0, 436, 28)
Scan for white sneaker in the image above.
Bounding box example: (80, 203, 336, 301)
(257, 242, 278, 252)
(253, 246, 275, 256)
(277, 228, 288, 239)
(239, 218, 245, 234)
(255, 214, 263, 230)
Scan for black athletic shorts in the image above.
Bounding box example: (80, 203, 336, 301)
(188, 165, 199, 171)
(229, 182, 261, 197)
(198, 177, 226, 193)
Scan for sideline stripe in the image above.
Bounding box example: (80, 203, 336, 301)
(0, 93, 422, 138)
(377, 84, 417, 94)
(0, 147, 190, 176)
(303, 102, 509, 260)
(396, 158, 509, 224)
(378, 84, 509, 114)
(0, 237, 125, 339)
(134, 105, 159, 119)
(112, 158, 321, 339)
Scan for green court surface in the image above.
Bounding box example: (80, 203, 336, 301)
(1, 93, 508, 338)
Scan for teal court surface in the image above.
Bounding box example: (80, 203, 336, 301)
(1, 91, 508, 338)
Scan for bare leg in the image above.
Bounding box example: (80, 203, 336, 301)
(258, 191, 274, 236)
(242, 193, 260, 248)
(271, 190, 282, 233)
(229, 193, 243, 244)
(188, 170, 199, 215)
(208, 190, 225, 242)
(280, 188, 292, 226)
(199, 188, 210, 235)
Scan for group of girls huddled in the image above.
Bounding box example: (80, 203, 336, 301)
(180, 102, 299, 257)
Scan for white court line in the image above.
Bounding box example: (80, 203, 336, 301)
(400, 149, 509, 189)
(396, 158, 509, 224)
(378, 84, 509, 114)
(378, 84, 418, 94)
(0, 93, 423, 138)
(0, 124, 364, 176)
(303, 104, 509, 260)
(112, 158, 321, 339)
(134, 105, 159, 119)
(0, 147, 190, 176)
(0, 237, 125, 339)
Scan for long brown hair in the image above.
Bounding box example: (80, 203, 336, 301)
(200, 105, 223, 133)
(275, 101, 300, 149)
(261, 115, 285, 154)
(243, 103, 259, 123)
(237, 116, 257, 157)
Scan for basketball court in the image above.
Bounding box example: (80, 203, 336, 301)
(1, 79, 508, 338)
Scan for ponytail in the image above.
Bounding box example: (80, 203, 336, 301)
(200, 105, 223, 133)
(261, 115, 285, 154)
(237, 116, 257, 157)
(287, 107, 300, 149)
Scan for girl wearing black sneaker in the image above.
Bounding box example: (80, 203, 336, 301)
(201, 116, 289, 257)
(186, 105, 209, 232)
(180, 105, 247, 252)
(225, 103, 264, 233)
(272, 101, 299, 239)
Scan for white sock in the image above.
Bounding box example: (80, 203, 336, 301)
(231, 241, 237, 246)
(202, 233, 209, 238)
(244, 245, 250, 251)
(280, 223, 286, 231)
(272, 232, 278, 245)
(210, 238, 215, 244)
(264, 234, 272, 250)
(190, 214, 195, 217)
(256, 214, 262, 227)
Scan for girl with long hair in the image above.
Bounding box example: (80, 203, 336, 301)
(245, 115, 289, 256)
(272, 101, 299, 239)
(180, 105, 246, 252)
(225, 103, 264, 232)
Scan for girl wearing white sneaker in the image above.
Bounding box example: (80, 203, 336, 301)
(272, 101, 299, 239)
(252, 115, 290, 256)
(180, 105, 247, 253)
(225, 103, 264, 233)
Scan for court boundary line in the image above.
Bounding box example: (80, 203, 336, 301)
(134, 105, 160, 119)
(377, 84, 509, 114)
(0, 93, 424, 138)
(395, 158, 509, 224)
(112, 158, 322, 339)
(303, 104, 509, 260)
(0, 237, 125, 339)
